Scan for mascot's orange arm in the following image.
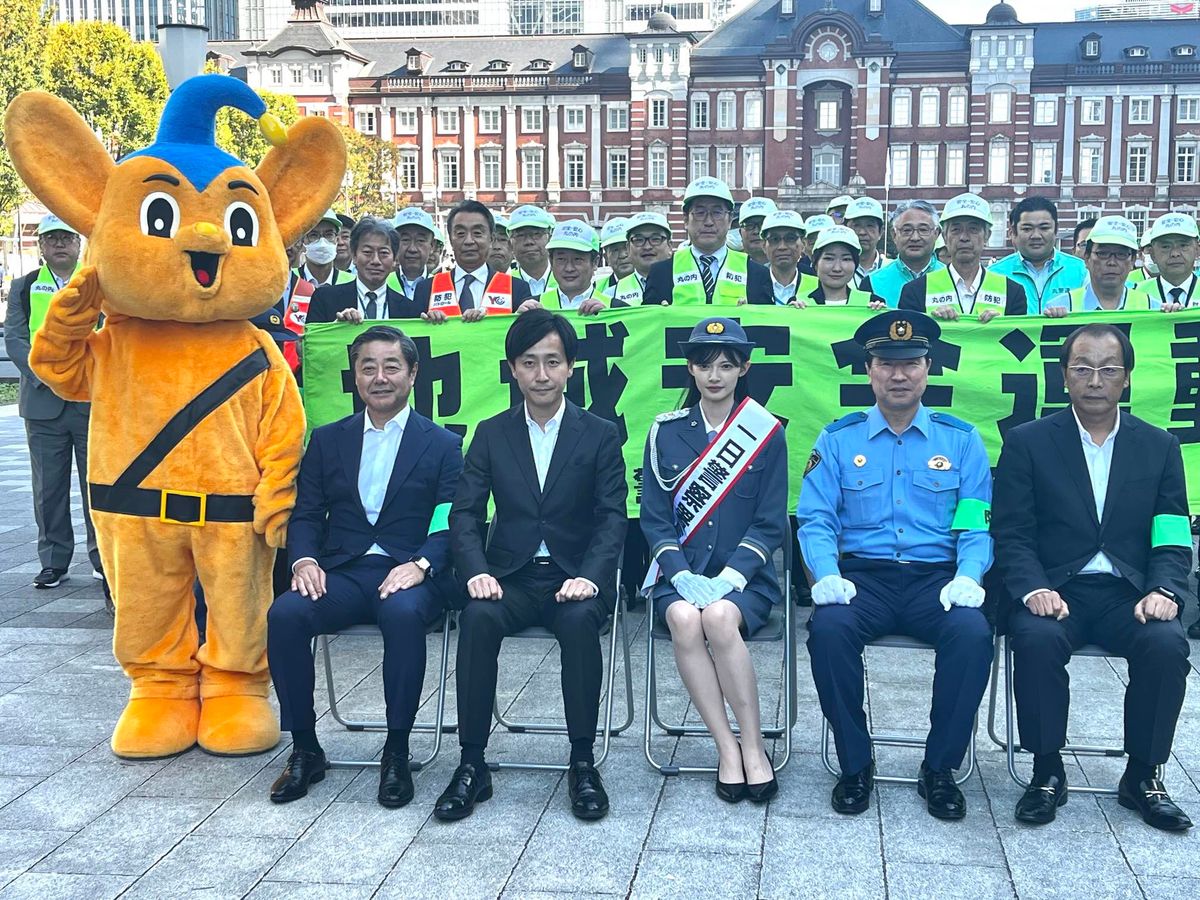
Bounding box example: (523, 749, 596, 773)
(28, 265, 106, 402)
(250, 328, 306, 550)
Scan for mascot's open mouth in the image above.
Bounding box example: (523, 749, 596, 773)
(186, 251, 221, 287)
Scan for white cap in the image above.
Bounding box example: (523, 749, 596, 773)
(1087, 215, 1140, 251)
(392, 207, 436, 235)
(738, 196, 778, 225)
(600, 217, 630, 248)
(826, 194, 855, 212)
(813, 225, 862, 254)
(941, 192, 993, 227)
(547, 219, 600, 254)
(316, 209, 342, 229)
(804, 214, 835, 236)
(1147, 212, 1200, 243)
(684, 176, 734, 206)
(36, 213, 79, 236)
(759, 210, 807, 236)
(493, 213, 510, 232)
(844, 196, 885, 225)
(626, 211, 672, 236)
(509, 205, 556, 232)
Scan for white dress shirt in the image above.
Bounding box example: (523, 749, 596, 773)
(770, 270, 799, 305)
(356, 279, 387, 318)
(1158, 274, 1198, 307)
(555, 287, 595, 310)
(516, 263, 551, 296)
(949, 265, 984, 314)
(453, 263, 490, 310)
(527, 399, 566, 558)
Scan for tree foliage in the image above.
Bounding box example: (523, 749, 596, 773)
(0, 0, 54, 218)
(217, 89, 300, 167)
(338, 123, 401, 218)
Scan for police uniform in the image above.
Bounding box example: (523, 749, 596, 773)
(641, 319, 787, 635)
(797, 310, 994, 793)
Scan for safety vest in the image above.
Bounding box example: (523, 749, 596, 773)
(1127, 268, 1152, 286)
(671, 249, 750, 305)
(773, 272, 821, 304)
(1060, 286, 1154, 312)
(804, 285, 875, 307)
(298, 265, 355, 288)
(384, 270, 423, 298)
(923, 267, 1009, 315)
(281, 276, 314, 371)
(1131, 276, 1199, 309)
(428, 270, 514, 317)
(611, 272, 646, 307)
(538, 287, 604, 311)
(511, 263, 556, 294)
(28, 265, 80, 333)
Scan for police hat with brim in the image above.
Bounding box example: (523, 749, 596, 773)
(941, 193, 993, 227)
(678, 317, 755, 355)
(737, 196, 777, 226)
(683, 177, 735, 207)
(547, 220, 599, 254)
(1148, 213, 1200, 243)
(759, 210, 806, 237)
(509, 205, 556, 233)
(600, 217, 630, 248)
(1088, 215, 1140, 251)
(804, 214, 835, 236)
(854, 310, 940, 360)
(392, 207, 436, 235)
(249, 309, 295, 343)
(36, 213, 79, 237)
(813, 225, 862, 255)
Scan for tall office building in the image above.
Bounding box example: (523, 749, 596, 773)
(52, 0, 240, 41)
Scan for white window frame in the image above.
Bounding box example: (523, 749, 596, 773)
(565, 148, 586, 189)
(310, 65, 325, 84)
(438, 149, 460, 191)
(1177, 143, 1198, 183)
(290, 66, 303, 85)
(355, 109, 377, 135)
(1079, 142, 1105, 184)
(564, 106, 586, 133)
(889, 145, 910, 187)
(1127, 144, 1151, 183)
(396, 107, 418, 135)
(1128, 98, 1153, 125)
(478, 107, 501, 135)
(480, 148, 502, 191)
(947, 89, 968, 126)
(648, 144, 668, 188)
(269, 66, 283, 85)
(1178, 97, 1200, 124)
(716, 147, 736, 185)
(990, 89, 1012, 124)
(607, 103, 629, 131)
(945, 144, 966, 186)
(919, 89, 939, 127)
(892, 88, 912, 127)
(399, 149, 418, 190)
(744, 91, 764, 130)
(817, 98, 839, 131)
(743, 146, 762, 190)
(437, 108, 459, 134)
(716, 92, 736, 130)
(690, 146, 709, 181)
(650, 96, 669, 129)
(521, 107, 544, 133)
(1081, 98, 1105, 125)
(521, 147, 544, 190)
(607, 148, 629, 188)
(691, 94, 709, 129)
(988, 138, 1010, 184)
(917, 144, 938, 187)
(1032, 143, 1057, 185)
(1033, 98, 1057, 126)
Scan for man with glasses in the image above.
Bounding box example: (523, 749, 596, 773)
(990, 197, 1086, 313)
(298, 210, 356, 288)
(827, 194, 854, 226)
(859, 200, 945, 307)
(992, 324, 1193, 831)
(508, 205, 557, 295)
(899, 193, 1025, 322)
(5, 214, 103, 590)
(737, 196, 778, 267)
(760, 210, 818, 304)
(645, 177, 772, 305)
(595, 218, 633, 297)
(386, 208, 436, 300)
(1044, 216, 1145, 315)
(1132, 213, 1200, 310)
(612, 212, 674, 307)
(844, 197, 889, 288)
(307, 218, 409, 324)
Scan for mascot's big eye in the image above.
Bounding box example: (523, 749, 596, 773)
(139, 191, 179, 239)
(225, 202, 259, 248)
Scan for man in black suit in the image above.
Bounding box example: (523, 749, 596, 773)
(266, 325, 463, 808)
(642, 177, 773, 306)
(435, 310, 627, 822)
(993, 323, 1193, 831)
(412, 200, 533, 324)
(307, 217, 414, 323)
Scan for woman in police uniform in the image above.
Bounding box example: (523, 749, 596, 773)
(640, 317, 787, 803)
(791, 226, 887, 308)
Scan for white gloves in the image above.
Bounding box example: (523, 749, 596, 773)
(939, 576, 985, 611)
(812, 574, 857, 606)
(671, 573, 737, 609)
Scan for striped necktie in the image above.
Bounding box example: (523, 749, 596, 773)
(700, 255, 717, 303)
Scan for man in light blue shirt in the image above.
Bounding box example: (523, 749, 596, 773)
(860, 200, 946, 307)
(989, 197, 1086, 313)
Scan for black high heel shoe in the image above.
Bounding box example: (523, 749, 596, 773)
(746, 751, 779, 804)
(716, 763, 748, 803)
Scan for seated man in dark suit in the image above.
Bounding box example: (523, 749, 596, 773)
(436, 309, 627, 822)
(267, 325, 463, 808)
(306, 217, 413, 323)
(993, 323, 1193, 831)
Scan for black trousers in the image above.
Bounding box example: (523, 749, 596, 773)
(267, 555, 442, 732)
(1009, 573, 1190, 765)
(456, 559, 607, 750)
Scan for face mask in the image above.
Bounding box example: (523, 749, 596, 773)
(305, 238, 336, 266)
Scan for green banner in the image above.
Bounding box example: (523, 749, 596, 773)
(303, 306, 1200, 514)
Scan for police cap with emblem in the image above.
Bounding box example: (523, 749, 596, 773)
(853, 309, 940, 360)
(678, 317, 755, 355)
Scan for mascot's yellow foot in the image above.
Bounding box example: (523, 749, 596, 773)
(111, 697, 201, 760)
(197, 695, 280, 757)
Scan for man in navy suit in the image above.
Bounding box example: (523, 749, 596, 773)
(267, 325, 463, 809)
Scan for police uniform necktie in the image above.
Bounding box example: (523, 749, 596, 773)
(459, 273, 475, 311)
(700, 255, 717, 303)
(1170, 287, 1184, 307)
(364, 290, 378, 319)
(707, 429, 718, 445)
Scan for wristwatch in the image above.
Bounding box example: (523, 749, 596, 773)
(1155, 587, 1178, 603)
(412, 557, 433, 578)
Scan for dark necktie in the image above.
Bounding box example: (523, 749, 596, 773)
(459, 273, 475, 310)
(364, 290, 378, 319)
(1170, 287, 1184, 307)
(700, 256, 717, 303)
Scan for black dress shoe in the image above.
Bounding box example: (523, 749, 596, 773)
(433, 763, 492, 821)
(747, 772, 779, 805)
(1015, 773, 1068, 825)
(1118, 775, 1194, 832)
(269, 748, 329, 804)
(1188, 618, 1200, 640)
(377, 750, 414, 809)
(716, 765, 747, 804)
(568, 761, 610, 821)
(831, 762, 874, 815)
(917, 762, 966, 820)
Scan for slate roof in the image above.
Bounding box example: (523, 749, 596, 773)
(1023, 20, 1199, 65)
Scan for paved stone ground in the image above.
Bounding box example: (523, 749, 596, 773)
(0, 408, 1199, 899)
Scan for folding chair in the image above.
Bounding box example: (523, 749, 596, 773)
(317, 609, 455, 770)
(986, 632, 1159, 795)
(643, 541, 797, 776)
(819, 634, 978, 786)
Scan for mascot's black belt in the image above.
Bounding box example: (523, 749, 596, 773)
(87, 347, 269, 526)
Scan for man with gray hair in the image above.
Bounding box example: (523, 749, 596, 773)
(860, 200, 945, 307)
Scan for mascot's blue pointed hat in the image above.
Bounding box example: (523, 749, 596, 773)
(121, 73, 286, 192)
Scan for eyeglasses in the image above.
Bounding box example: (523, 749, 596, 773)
(688, 207, 731, 221)
(895, 225, 936, 239)
(40, 233, 79, 246)
(764, 232, 803, 245)
(1091, 249, 1134, 263)
(307, 228, 338, 242)
(628, 233, 667, 248)
(1066, 365, 1126, 381)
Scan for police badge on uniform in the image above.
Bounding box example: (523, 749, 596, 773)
(928, 455, 952, 470)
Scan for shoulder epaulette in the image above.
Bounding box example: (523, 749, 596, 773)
(654, 408, 690, 424)
(824, 411, 868, 433)
(929, 411, 975, 432)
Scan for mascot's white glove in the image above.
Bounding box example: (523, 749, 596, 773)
(672, 571, 719, 608)
(940, 576, 985, 611)
(811, 574, 857, 606)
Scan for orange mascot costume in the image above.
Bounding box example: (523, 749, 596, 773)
(4, 75, 346, 759)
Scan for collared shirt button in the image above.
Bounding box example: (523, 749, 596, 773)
(706, 544, 713, 550)
(898, 528, 904, 533)
(707, 521, 714, 527)
(896, 469, 902, 475)
(897, 439, 904, 445)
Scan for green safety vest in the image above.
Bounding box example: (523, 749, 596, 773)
(537, 287, 601, 311)
(804, 284, 875, 307)
(384, 270, 424, 296)
(1130, 276, 1199, 309)
(511, 263, 557, 294)
(1061, 286, 1153, 312)
(611, 272, 646, 307)
(777, 272, 820, 303)
(298, 266, 355, 287)
(671, 249, 749, 305)
(923, 267, 1009, 314)
(28, 265, 80, 333)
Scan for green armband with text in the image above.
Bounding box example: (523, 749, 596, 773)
(428, 502, 451, 535)
(1151, 514, 1191, 549)
(950, 498, 991, 532)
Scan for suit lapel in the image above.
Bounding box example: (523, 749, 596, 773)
(680, 405, 712, 457)
(341, 414, 368, 517)
(503, 405, 543, 500)
(1049, 408, 1100, 530)
(1099, 412, 1136, 533)
(381, 412, 430, 513)
(541, 402, 584, 497)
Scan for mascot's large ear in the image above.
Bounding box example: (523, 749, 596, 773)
(4, 91, 116, 237)
(257, 117, 347, 246)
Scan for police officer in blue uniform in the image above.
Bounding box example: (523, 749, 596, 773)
(797, 309, 994, 821)
(642, 318, 787, 803)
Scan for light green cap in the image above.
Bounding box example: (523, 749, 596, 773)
(683, 176, 734, 205)
(804, 214, 835, 236)
(547, 219, 599, 254)
(813, 225, 862, 254)
(1088, 215, 1140, 251)
(600, 217, 630, 248)
(509, 204, 556, 232)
